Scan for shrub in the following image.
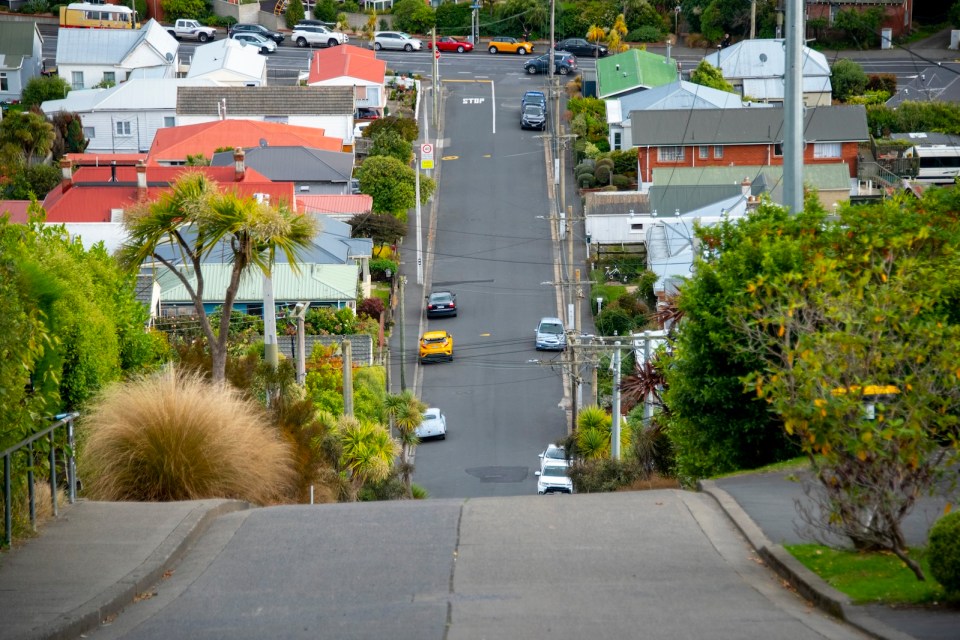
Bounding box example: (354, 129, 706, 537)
(596, 307, 634, 336)
(568, 458, 648, 492)
(953, 0, 960, 29)
(831, 59, 868, 102)
(365, 116, 419, 143)
(78, 368, 295, 504)
(867, 73, 897, 95)
(578, 174, 597, 188)
(612, 174, 632, 190)
(369, 257, 398, 280)
(595, 164, 612, 184)
(357, 297, 385, 320)
(626, 26, 662, 43)
(929, 511, 960, 595)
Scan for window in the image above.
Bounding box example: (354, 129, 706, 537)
(83, 126, 95, 138)
(630, 223, 644, 231)
(813, 142, 841, 158)
(613, 131, 622, 151)
(658, 146, 684, 162)
(713, 145, 724, 159)
(698, 146, 709, 159)
(774, 143, 783, 157)
(0, 73, 7, 91)
(71, 71, 84, 90)
(115, 121, 132, 136)
(163, 116, 175, 127)
(102, 71, 116, 85)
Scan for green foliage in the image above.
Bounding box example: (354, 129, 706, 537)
(368, 256, 399, 280)
(392, 0, 435, 33)
(19, 0, 50, 14)
(952, 1, 960, 29)
(494, 0, 548, 39)
(833, 6, 883, 48)
(568, 457, 649, 492)
(357, 297, 385, 320)
(0, 111, 55, 166)
(831, 59, 868, 102)
(313, 0, 337, 21)
(929, 512, 960, 595)
(690, 59, 735, 93)
(285, 0, 305, 27)
(365, 116, 419, 142)
(305, 306, 360, 335)
(626, 25, 662, 42)
(867, 101, 960, 137)
(435, 1, 471, 33)
(867, 74, 897, 95)
(23, 76, 69, 108)
(185, 153, 210, 166)
(569, 97, 608, 145)
(348, 213, 407, 251)
(369, 129, 413, 163)
(49, 112, 89, 159)
(160, 0, 209, 21)
(5, 163, 59, 199)
(79, 368, 296, 503)
(356, 155, 434, 217)
(698, 0, 750, 42)
(596, 306, 634, 336)
(612, 174, 632, 190)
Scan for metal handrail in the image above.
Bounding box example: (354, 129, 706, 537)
(1, 413, 79, 549)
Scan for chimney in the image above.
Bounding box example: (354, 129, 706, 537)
(109, 160, 117, 182)
(234, 148, 245, 181)
(136, 160, 148, 202)
(741, 177, 751, 198)
(60, 157, 73, 191)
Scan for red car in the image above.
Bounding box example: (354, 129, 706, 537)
(427, 36, 474, 53)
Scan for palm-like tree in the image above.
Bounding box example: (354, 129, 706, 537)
(336, 416, 398, 496)
(385, 391, 426, 497)
(586, 24, 607, 60)
(119, 171, 318, 383)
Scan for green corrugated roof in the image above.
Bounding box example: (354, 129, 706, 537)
(597, 49, 678, 99)
(0, 22, 39, 58)
(652, 163, 852, 193)
(158, 263, 358, 304)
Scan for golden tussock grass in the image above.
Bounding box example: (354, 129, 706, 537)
(78, 368, 295, 504)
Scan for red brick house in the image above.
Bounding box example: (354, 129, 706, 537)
(629, 105, 869, 184)
(806, 0, 913, 39)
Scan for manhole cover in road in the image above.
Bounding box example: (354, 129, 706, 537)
(465, 466, 529, 483)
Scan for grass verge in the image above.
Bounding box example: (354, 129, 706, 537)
(711, 455, 811, 480)
(786, 544, 949, 605)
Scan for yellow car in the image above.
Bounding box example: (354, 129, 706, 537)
(487, 36, 533, 55)
(419, 330, 454, 363)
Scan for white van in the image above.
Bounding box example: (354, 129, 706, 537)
(535, 317, 566, 351)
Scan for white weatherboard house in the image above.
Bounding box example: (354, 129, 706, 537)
(0, 21, 44, 102)
(41, 78, 217, 153)
(56, 19, 178, 90)
(701, 39, 832, 106)
(185, 38, 267, 87)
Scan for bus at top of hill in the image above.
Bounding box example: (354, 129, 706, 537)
(59, 1, 140, 29)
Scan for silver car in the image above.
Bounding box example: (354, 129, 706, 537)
(374, 31, 423, 52)
(416, 408, 447, 440)
(230, 32, 277, 54)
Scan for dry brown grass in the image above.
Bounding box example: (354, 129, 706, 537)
(78, 368, 295, 504)
(621, 474, 681, 491)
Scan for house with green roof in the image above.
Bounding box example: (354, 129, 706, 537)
(0, 21, 44, 102)
(596, 49, 679, 100)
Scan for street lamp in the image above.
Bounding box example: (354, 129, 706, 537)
(674, 5, 681, 36)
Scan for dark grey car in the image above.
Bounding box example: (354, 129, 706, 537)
(521, 104, 547, 130)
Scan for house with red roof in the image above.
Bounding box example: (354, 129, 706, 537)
(305, 45, 386, 121)
(42, 150, 295, 223)
(147, 119, 343, 166)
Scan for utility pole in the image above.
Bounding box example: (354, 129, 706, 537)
(549, 0, 558, 161)
(415, 156, 423, 285)
(783, 0, 803, 213)
(611, 340, 622, 460)
(750, 0, 756, 39)
(294, 302, 309, 385)
(398, 275, 407, 391)
(342, 339, 353, 416)
(432, 26, 439, 127)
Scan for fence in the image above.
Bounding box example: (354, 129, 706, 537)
(1, 413, 80, 548)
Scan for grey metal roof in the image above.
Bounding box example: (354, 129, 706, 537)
(56, 19, 175, 66)
(651, 164, 854, 203)
(886, 64, 960, 107)
(616, 80, 759, 114)
(648, 184, 745, 215)
(890, 132, 960, 146)
(0, 21, 40, 59)
(702, 39, 831, 80)
(629, 105, 868, 146)
(583, 191, 651, 216)
(211, 146, 353, 183)
(177, 86, 354, 116)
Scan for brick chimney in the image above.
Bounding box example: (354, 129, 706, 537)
(60, 157, 73, 192)
(136, 160, 148, 202)
(234, 148, 245, 182)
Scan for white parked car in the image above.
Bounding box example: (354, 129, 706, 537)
(374, 31, 423, 52)
(536, 462, 573, 495)
(535, 316, 566, 351)
(292, 24, 348, 48)
(538, 444, 567, 472)
(416, 408, 447, 440)
(230, 32, 277, 54)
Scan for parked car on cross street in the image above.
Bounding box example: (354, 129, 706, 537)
(374, 31, 423, 51)
(487, 36, 533, 55)
(555, 37, 608, 57)
(427, 36, 473, 53)
(426, 291, 458, 317)
(292, 24, 348, 48)
(229, 23, 284, 44)
(524, 51, 578, 75)
(229, 32, 277, 54)
(416, 408, 447, 440)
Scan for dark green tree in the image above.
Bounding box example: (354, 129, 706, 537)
(285, 0, 305, 28)
(313, 0, 337, 21)
(347, 213, 407, 251)
(160, 0, 209, 21)
(369, 130, 413, 163)
(50, 112, 89, 160)
(833, 6, 883, 49)
(392, 0, 436, 34)
(356, 156, 434, 218)
(0, 111, 55, 166)
(364, 116, 419, 142)
(3, 163, 61, 199)
(952, 0, 960, 29)
(21, 75, 69, 109)
(831, 59, 868, 102)
(689, 59, 735, 92)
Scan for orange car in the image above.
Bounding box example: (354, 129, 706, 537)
(487, 36, 534, 55)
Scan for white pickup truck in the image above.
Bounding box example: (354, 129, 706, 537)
(165, 19, 217, 42)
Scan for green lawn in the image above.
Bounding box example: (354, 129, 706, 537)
(711, 456, 810, 479)
(787, 544, 949, 605)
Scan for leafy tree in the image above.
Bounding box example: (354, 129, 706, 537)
(356, 156, 435, 218)
(0, 111, 55, 166)
(118, 172, 318, 384)
(831, 59, 868, 102)
(952, 0, 960, 29)
(385, 390, 426, 496)
(435, 1, 471, 33)
(21, 76, 69, 109)
(347, 212, 407, 251)
(833, 6, 883, 49)
(587, 24, 607, 57)
(160, 0, 209, 21)
(866, 101, 960, 137)
(334, 415, 398, 496)
(496, 0, 549, 39)
(3, 163, 61, 199)
(392, 0, 435, 34)
(734, 192, 960, 580)
(313, 0, 337, 21)
(623, 0, 667, 33)
(369, 130, 413, 163)
(49, 112, 89, 160)
(689, 59, 735, 93)
(285, 0, 305, 27)
(699, 0, 752, 42)
(365, 115, 419, 142)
